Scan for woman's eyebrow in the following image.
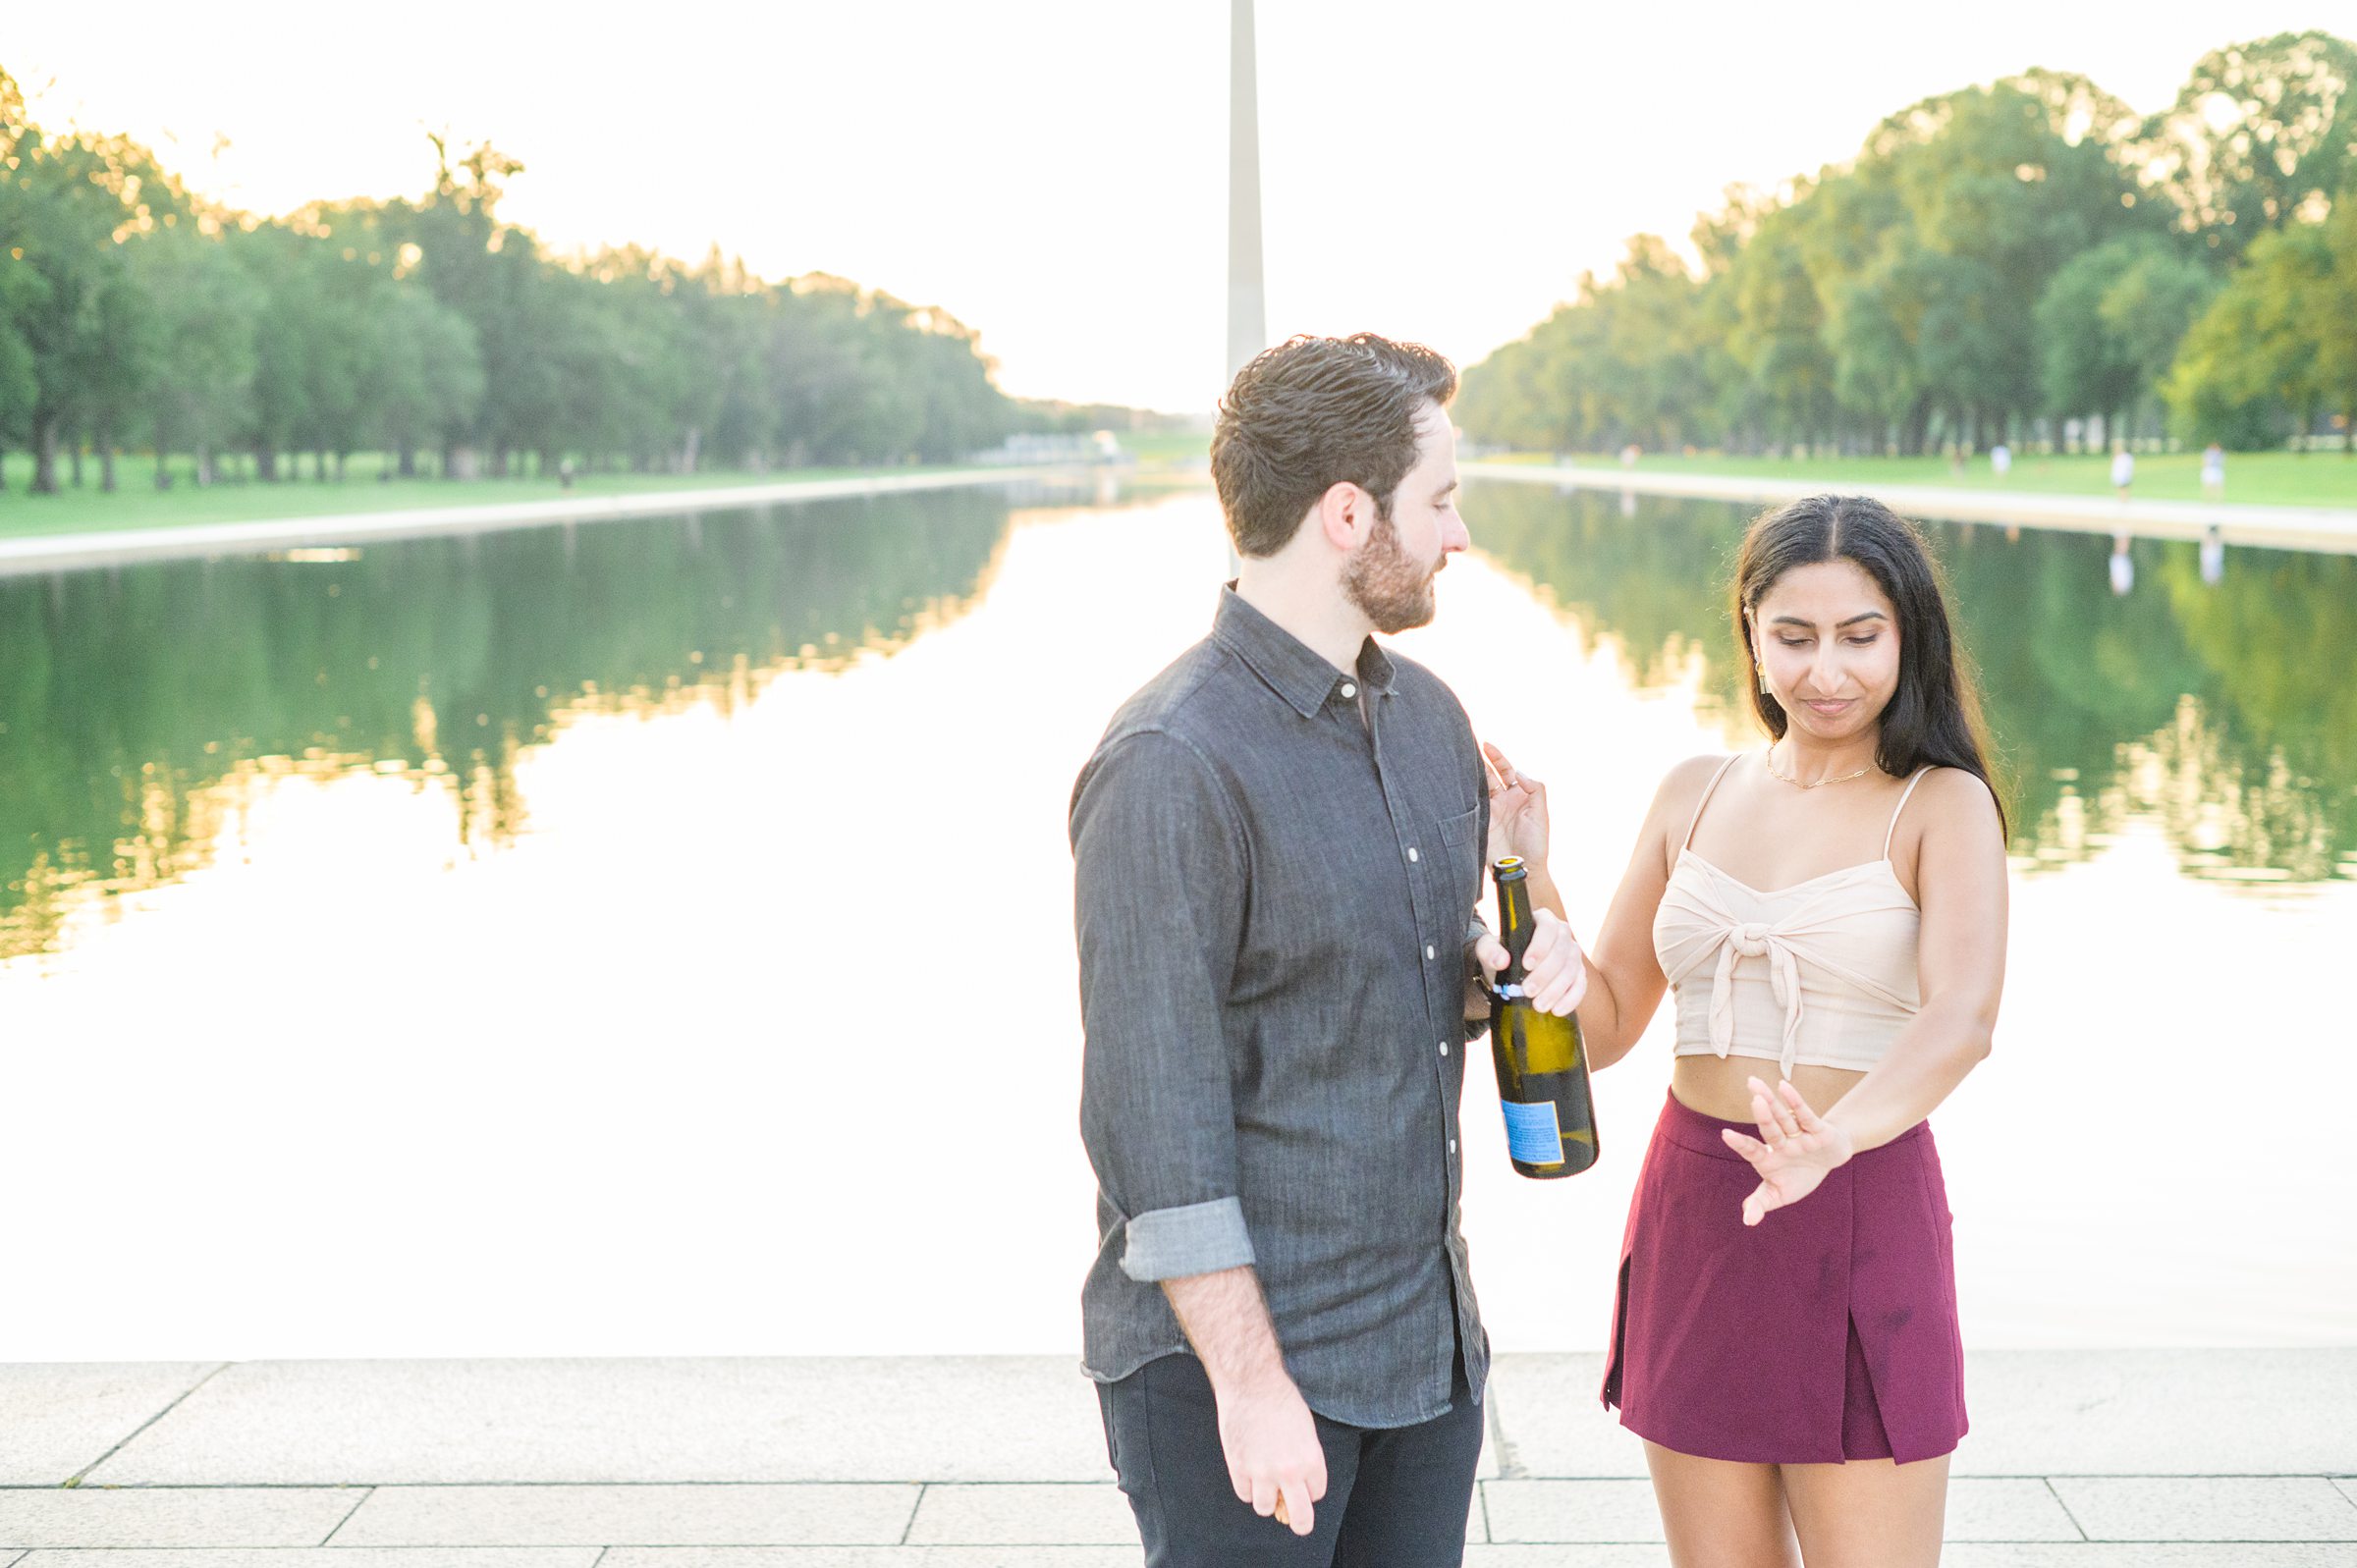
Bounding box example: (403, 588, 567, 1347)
(1768, 611, 1889, 627)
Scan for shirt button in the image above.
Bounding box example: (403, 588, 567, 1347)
(1425, 944, 1437, 960)
(1407, 846, 1420, 862)
(1340, 681, 1356, 699)
(1449, 1140, 1457, 1155)
(1439, 1041, 1451, 1056)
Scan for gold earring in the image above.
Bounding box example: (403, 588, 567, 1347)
(1756, 652, 1771, 695)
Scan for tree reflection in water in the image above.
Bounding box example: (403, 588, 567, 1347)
(1465, 482, 2357, 889)
(0, 489, 1019, 959)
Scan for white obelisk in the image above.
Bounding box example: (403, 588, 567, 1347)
(1227, 0, 1267, 384)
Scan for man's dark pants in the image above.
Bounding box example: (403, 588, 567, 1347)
(1096, 1351, 1484, 1567)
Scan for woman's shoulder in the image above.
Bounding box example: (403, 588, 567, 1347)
(1908, 764, 2001, 813)
(1649, 752, 1743, 829)
(1903, 765, 2006, 849)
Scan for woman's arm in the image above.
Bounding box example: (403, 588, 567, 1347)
(1819, 767, 2009, 1152)
(1721, 770, 2009, 1221)
(1485, 746, 1723, 1071)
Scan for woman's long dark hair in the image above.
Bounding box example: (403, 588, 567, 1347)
(1733, 495, 2009, 836)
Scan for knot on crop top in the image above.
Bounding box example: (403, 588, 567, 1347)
(1652, 757, 1934, 1077)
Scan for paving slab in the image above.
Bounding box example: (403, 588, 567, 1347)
(0, 1488, 361, 1548)
(1461, 1548, 1671, 1566)
(329, 1486, 919, 1547)
(1946, 1479, 2085, 1541)
(1458, 1541, 2357, 1566)
(87, 1360, 1111, 1486)
(1964, 1353, 2357, 1475)
(1938, 1547, 2357, 1566)
(604, 1552, 1142, 1567)
(902, 1486, 1132, 1546)
(1480, 1355, 1639, 1478)
(1480, 1478, 1661, 1541)
(2050, 1477, 2357, 1542)
(1477, 1477, 2083, 1544)
(0, 1366, 220, 1486)
(1487, 1352, 2357, 1479)
(15, 1554, 597, 1568)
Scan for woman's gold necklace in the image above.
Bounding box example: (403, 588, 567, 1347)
(1766, 741, 1876, 789)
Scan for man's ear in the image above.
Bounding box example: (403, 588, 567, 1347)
(1315, 481, 1368, 552)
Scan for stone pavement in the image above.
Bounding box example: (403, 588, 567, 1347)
(1464, 460, 2357, 556)
(1, 1352, 2351, 1564)
(0, 467, 1062, 578)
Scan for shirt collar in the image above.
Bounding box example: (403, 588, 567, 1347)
(1212, 585, 1398, 720)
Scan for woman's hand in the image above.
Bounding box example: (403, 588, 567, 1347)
(1472, 908, 1587, 1016)
(1482, 741, 1549, 866)
(1721, 1076, 1856, 1225)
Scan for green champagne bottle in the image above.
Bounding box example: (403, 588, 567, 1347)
(1490, 855, 1600, 1178)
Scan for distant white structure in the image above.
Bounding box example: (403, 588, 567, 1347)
(1228, 0, 1267, 384)
(972, 431, 1128, 467)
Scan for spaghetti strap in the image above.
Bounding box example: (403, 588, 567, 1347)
(1681, 755, 1744, 852)
(1883, 767, 1939, 858)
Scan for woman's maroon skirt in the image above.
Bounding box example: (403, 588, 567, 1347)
(1601, 1090, 1967, 1465)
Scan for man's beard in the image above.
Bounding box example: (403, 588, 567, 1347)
(1343, 507, 1441, 633)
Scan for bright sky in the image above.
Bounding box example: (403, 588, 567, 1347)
(9, 1, 2347, 412)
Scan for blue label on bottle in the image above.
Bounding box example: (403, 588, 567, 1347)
(1501, 1100, 1562, 1164)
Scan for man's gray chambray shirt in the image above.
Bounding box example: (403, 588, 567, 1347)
(1070, 585, 1492, 1429)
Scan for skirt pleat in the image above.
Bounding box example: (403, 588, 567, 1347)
(1601, 1089, 1967, 1465)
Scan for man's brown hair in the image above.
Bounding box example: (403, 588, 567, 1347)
(1211, 333, 1457, 559)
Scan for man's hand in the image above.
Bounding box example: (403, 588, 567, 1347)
(1212, 1370, 1327, 1537)
(1159, 1267, 1325, 1537)
(1473, 907, 1588, 1016)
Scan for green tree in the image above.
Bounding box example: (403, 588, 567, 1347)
(127, 220, 262, 485)
(5, 121, 177, 492)
(2165, 210, 2357, 448)
(2037, 234, 2218, 436)
(2139, 31, 2357, 260)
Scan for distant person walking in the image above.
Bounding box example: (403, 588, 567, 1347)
(2201, 444, 2225, 498)
(1072, 334, 1584, 1566)
(2110, 442, 2135, 499)
(1989, 443, 2011, 480)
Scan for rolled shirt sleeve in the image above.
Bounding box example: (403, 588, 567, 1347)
(1071, 729, 1256, 1283)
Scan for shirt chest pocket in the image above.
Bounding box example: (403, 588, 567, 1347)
(1435, 804, 1485, 933)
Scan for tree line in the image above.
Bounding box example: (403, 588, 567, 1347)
(1457, 31, 2357, 457)
(0, 70, 1025, 495)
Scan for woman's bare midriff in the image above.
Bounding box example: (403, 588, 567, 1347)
(1671, 1054, 1866, 1124)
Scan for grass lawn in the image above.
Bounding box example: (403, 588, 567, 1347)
(0, 451, 964, 541)
(1480, 448, 2357, 508)
(1116, 429, 1212, 471)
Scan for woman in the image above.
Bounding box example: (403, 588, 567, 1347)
(1487, 494, 2008, 1568)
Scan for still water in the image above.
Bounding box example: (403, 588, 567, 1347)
(4, 481, 2351, 1359)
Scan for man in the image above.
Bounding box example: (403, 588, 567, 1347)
(1069, 333, 1584, 1566)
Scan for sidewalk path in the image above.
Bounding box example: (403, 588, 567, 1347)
(0, 468, 1068, 578)
(1, 1351, 2349, 1563)
(1468, 461, 2357, 556)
